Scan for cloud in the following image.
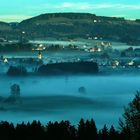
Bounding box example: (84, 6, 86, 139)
(27, 2, 140, 12)
(0, 15, 32, 22)
(58, 2, 115, 10)
(114, 4, 140, 10)
(60, 2, 140, 10)
(59, 2, 92, 10)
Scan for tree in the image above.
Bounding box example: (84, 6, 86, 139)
(109, 125, 119, 140)
(77, 119, 98, 140)
(78, 86, 86, 94)
(101, 125, 109, 140)
(77, 119, 86, 140)
(85, 119, 98, 140)
(120, 91, 140, 140)
(4, 84, 21, 104)
(7, 66, 27, 76)
(10, 84, 20, 98)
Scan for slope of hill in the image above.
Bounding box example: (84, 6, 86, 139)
(0, 22, 18, 40)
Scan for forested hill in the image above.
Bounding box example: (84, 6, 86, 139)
(0, 13, 140, 44)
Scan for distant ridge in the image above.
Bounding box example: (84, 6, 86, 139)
(0, 13, 140, 44)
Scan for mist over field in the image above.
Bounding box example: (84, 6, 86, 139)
(0, 74, 139, 128)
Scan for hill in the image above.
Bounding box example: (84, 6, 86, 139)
(0, 13, 140, 44)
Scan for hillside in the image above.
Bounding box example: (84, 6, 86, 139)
(0, 22, 18, 40)
(0, 21, 12, 31)
(0, 13, 140, 44)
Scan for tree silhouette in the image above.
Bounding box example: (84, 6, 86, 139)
(99, 125, 109, 140)
(78, 86, 86, 94)
(109, 125, 119, 140)
(10, 84, 20, 97)
(85, 119, 98, 140)
(7, 66, 27, 76)
(77, 119, 98, 140)
(120, 91, 140, 140)
(77, 118, 86, 140)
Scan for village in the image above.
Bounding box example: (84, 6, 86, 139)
(0, 39, 140, 74)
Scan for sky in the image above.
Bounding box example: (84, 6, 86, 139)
(0, 0, 140, 22)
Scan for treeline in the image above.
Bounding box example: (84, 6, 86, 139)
(0, 43, 33, 52)
(7, 66, 28, 76)
(0, 119, 129, 140)
(6, 61, 99, 76)
(38, 62, 99, 75)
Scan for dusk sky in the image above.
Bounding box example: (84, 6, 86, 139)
(0, 0, 140, 22)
